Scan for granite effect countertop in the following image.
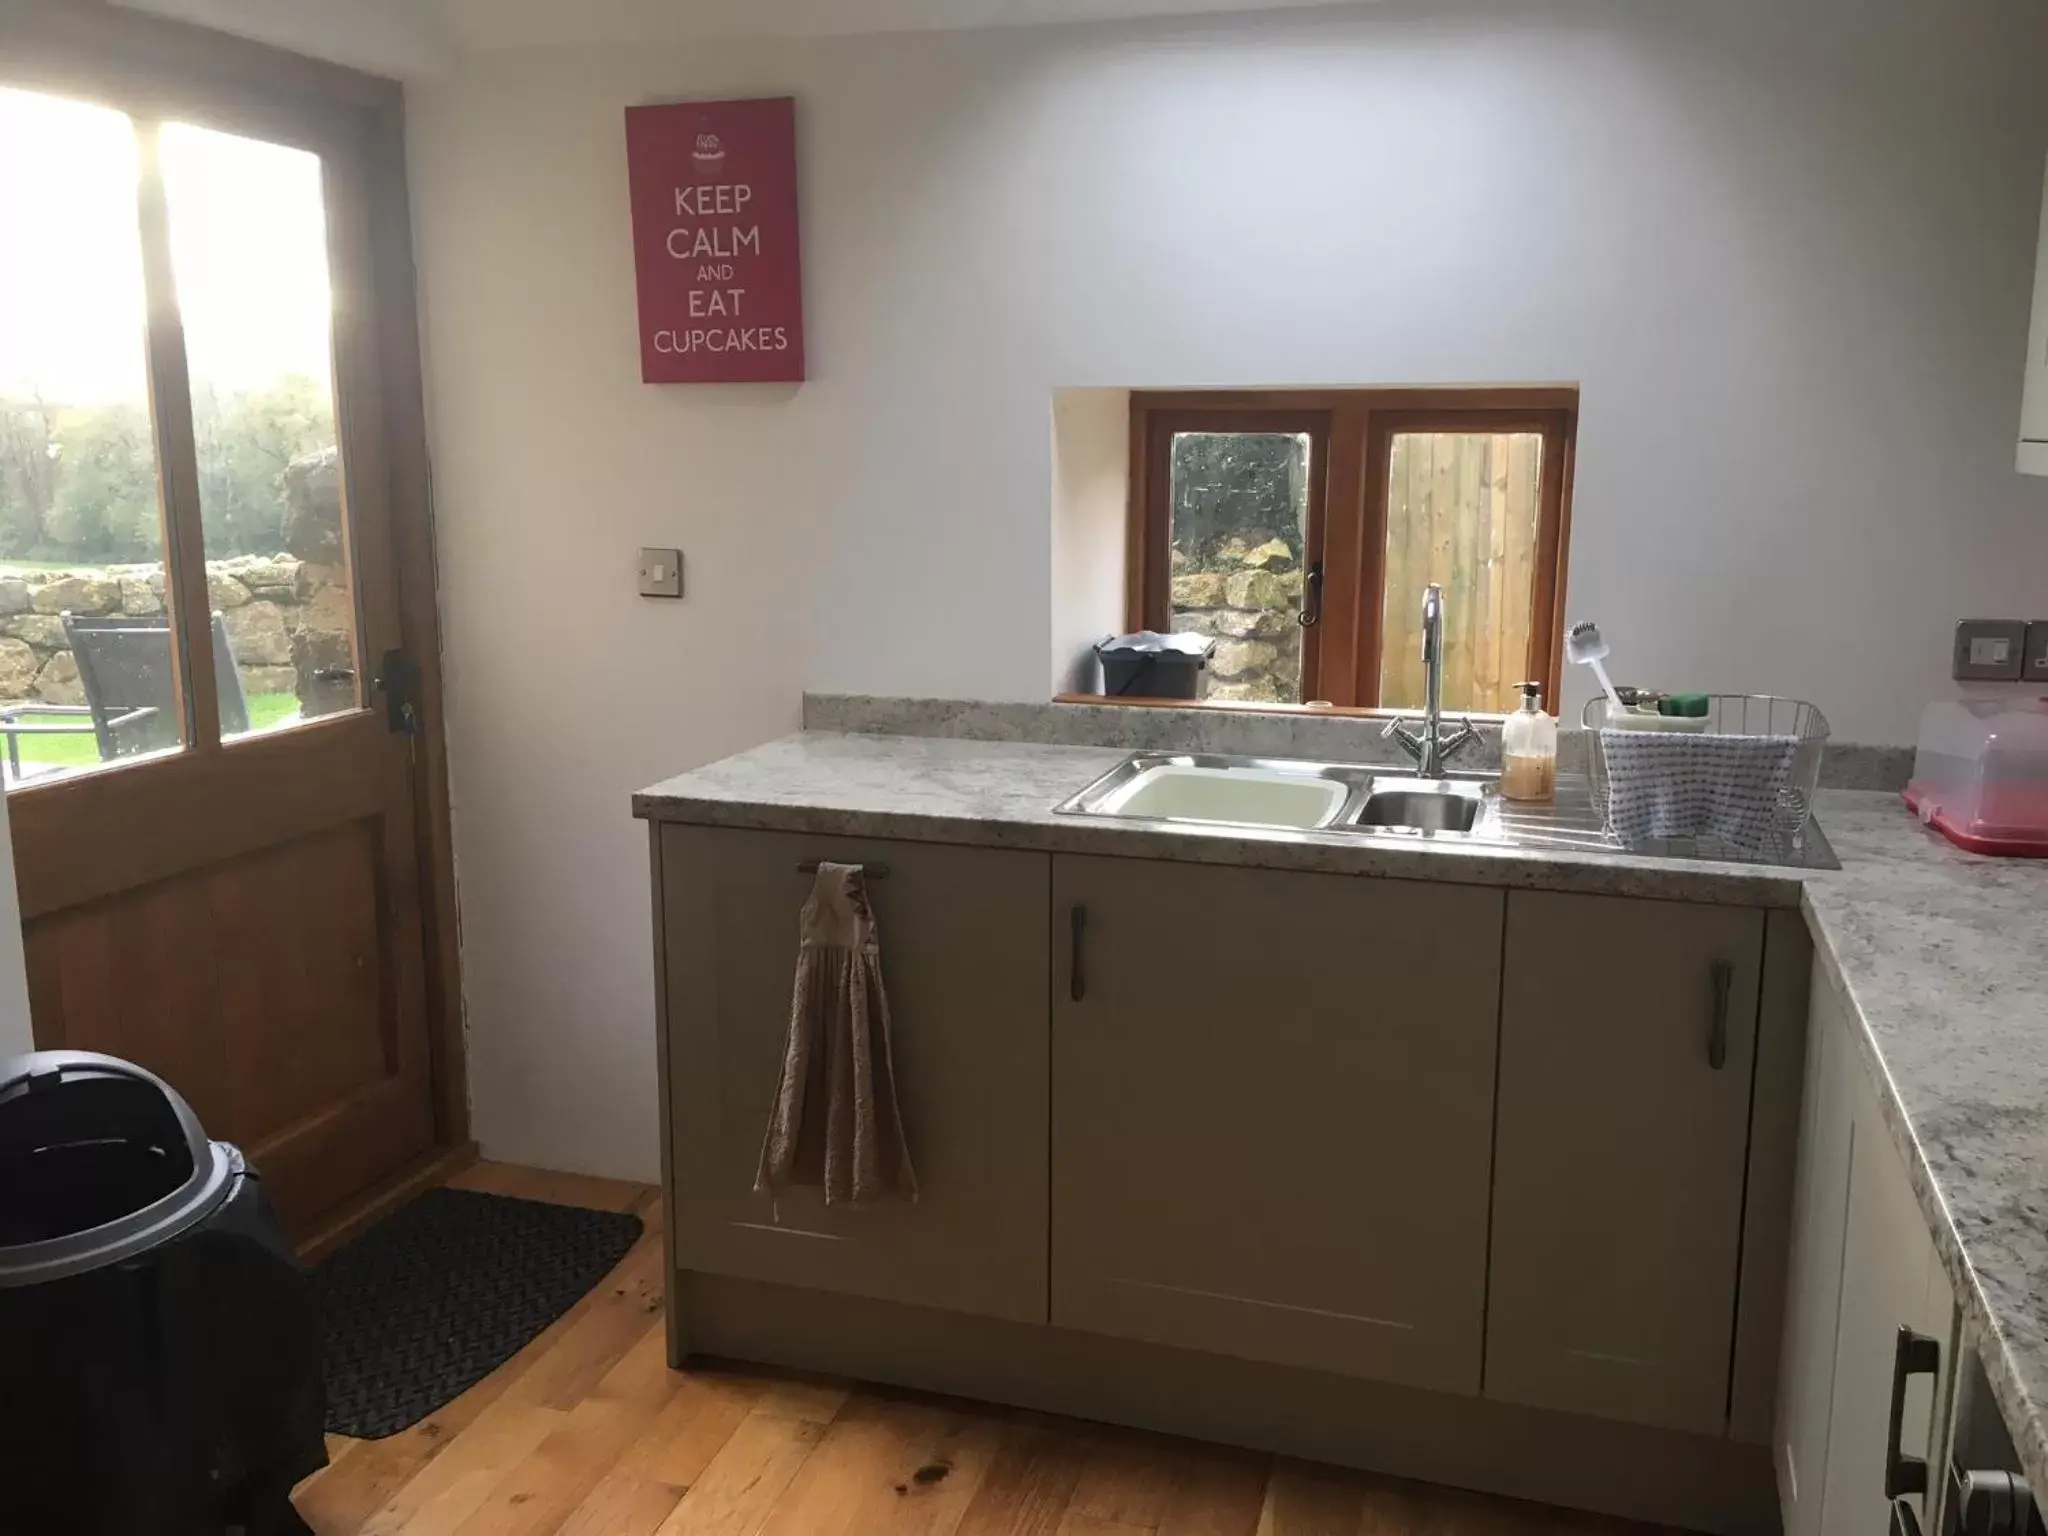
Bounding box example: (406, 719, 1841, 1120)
(636, 730, 2048, 1495)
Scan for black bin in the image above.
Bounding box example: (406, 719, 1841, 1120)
(0, 1050, 326, 1535)
(1094, 631, 1216, 699)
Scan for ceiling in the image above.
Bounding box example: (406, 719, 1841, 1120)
(434, 0, 1371, 50)
(114, 0, 1373, 75)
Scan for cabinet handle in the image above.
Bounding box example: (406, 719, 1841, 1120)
(1069, 904, 1087, 1002)
(1885, 1326, 1943, 1499)
(1707, 959, 1732, 1070)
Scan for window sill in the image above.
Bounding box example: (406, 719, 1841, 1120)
(1052, 692, 1513, 725)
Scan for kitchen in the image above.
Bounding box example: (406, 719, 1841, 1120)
(1, 1, 2047, 1533)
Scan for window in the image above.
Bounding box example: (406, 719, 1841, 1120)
(0, 84, 365, 788)
(1130, 389, 1576, 714)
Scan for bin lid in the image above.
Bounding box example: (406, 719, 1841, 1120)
(1095, 630, 1216, 661)
(0, 1050, 236, 1287)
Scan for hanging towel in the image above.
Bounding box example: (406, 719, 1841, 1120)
(755, 863, 918, 1207)
(1600, 730, 1801, 855)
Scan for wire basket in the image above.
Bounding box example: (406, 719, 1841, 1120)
(1581, 694, 1831, 858)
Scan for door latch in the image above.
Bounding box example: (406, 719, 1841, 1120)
(375, 648, 421, 739)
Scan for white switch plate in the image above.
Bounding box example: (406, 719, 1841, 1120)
(638, 547, 683, 599)
(1953, 618, 2026, 681)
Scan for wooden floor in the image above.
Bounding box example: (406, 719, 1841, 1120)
(297, 1163, 1675, 1536)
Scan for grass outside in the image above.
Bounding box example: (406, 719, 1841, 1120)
(0, 559, 116, 575)
(7, 692, 301, 768)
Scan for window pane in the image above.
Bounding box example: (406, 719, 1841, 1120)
(0, 88, 185, 789)
(1167, 432, 1310, 703)
(160, 122, 360, 743)
(1380, 432, 1544, 714)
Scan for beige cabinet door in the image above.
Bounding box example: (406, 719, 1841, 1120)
(1049, 855, 1503, 1394)
(1486, 891, 1765, 1434)
(662, 826, 1050, 1324)
(1778, 962, 1862, 1536)
(1818, 1038, 1955, 1536)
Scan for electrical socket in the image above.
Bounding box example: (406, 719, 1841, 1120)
(2023, 621, 2048, 683)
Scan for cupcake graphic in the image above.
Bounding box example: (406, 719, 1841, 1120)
(691, 131, 726, 177)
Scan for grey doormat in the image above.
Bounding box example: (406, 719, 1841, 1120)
(311, 1187, 644, 1439)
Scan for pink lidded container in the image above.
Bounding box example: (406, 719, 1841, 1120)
(1903, 697, 2048, 856)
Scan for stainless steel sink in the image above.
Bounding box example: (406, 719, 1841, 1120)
(1353, 779, 1487, 834)
(1052, 753, 1378, 832)
(1054, 751, 1842, 868)
(1054, 752, 1502, 840)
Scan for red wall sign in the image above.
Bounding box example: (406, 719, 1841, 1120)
(625, 97, 805, 384)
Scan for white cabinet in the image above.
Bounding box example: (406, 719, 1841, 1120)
(2022, 153, 2048, 476)
(1776, 966, 1957, 1536)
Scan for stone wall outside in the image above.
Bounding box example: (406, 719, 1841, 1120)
(1169, 536, 1306, 703)
(0, 556, 354, 711)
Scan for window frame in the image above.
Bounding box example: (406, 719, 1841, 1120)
(1127, 386, 1578, 715)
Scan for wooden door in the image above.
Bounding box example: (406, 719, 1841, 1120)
(1049, 855, 1503, 1394)
(1486, 891, 1764, 1434)
(0, 34, 455, 1243)
(1778, 960, 1862, 1536)
(1819, 1034, 1955, 1536)
(661, 826, 1051, 1326)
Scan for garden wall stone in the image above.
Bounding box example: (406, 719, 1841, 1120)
(0, 554, 351, 709)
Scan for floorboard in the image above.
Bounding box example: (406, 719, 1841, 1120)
(299, 1162, 1687, 1536)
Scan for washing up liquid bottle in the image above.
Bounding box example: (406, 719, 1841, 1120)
(1500, 682, 1558, 802)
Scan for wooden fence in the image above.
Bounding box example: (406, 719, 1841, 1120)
(1378, 431, 1543, 715)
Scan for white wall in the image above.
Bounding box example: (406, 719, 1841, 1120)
(1050, 388, 1129, 692)
(410, 0, 2048, 1178)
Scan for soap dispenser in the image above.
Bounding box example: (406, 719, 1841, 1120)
(1500, 682, 1557, 802)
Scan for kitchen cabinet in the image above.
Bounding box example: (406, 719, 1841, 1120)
(1777, 962, 1861, 1536)
(2023, 152, 2048, 476)
(1485, 891, 1765, 1435)
(660, 826, 1051, 1323)
(1777, 970, 1956, 1536)
(1048, 855, 1503, 1394)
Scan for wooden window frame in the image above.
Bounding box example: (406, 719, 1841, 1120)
(1126, 386, 1578, 715)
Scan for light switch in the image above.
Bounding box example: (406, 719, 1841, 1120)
(638, 547, 683, 600)
(1953, 619, 2026, 681)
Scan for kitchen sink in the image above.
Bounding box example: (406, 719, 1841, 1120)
(1053, 752, 1501, 839)
(1063, 756, 1362, 830)
(1353, 780, 1487, 834)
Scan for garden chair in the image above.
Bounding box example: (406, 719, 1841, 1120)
(0, 612, 249, 777)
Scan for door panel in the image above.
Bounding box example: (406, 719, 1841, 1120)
(1050, 855, 1502, 1394)
(1778, 960, 1860, 1536)
(1820, 1046, 1955, 1536)
(25, 815, 431, 1232)
(664, 826, 1051, 1325)
(1487, 890, 1764, 1434)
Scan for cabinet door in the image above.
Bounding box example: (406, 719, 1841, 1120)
(662, 826, 1050, 1324)
(1818, 1053, 1954, 1536)
(2023, 153, 2048, 462)
(1777, 963, 1861, 1536)
(1487, 891, 1765, 1434)
(1050, 856, 1503, 1394)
